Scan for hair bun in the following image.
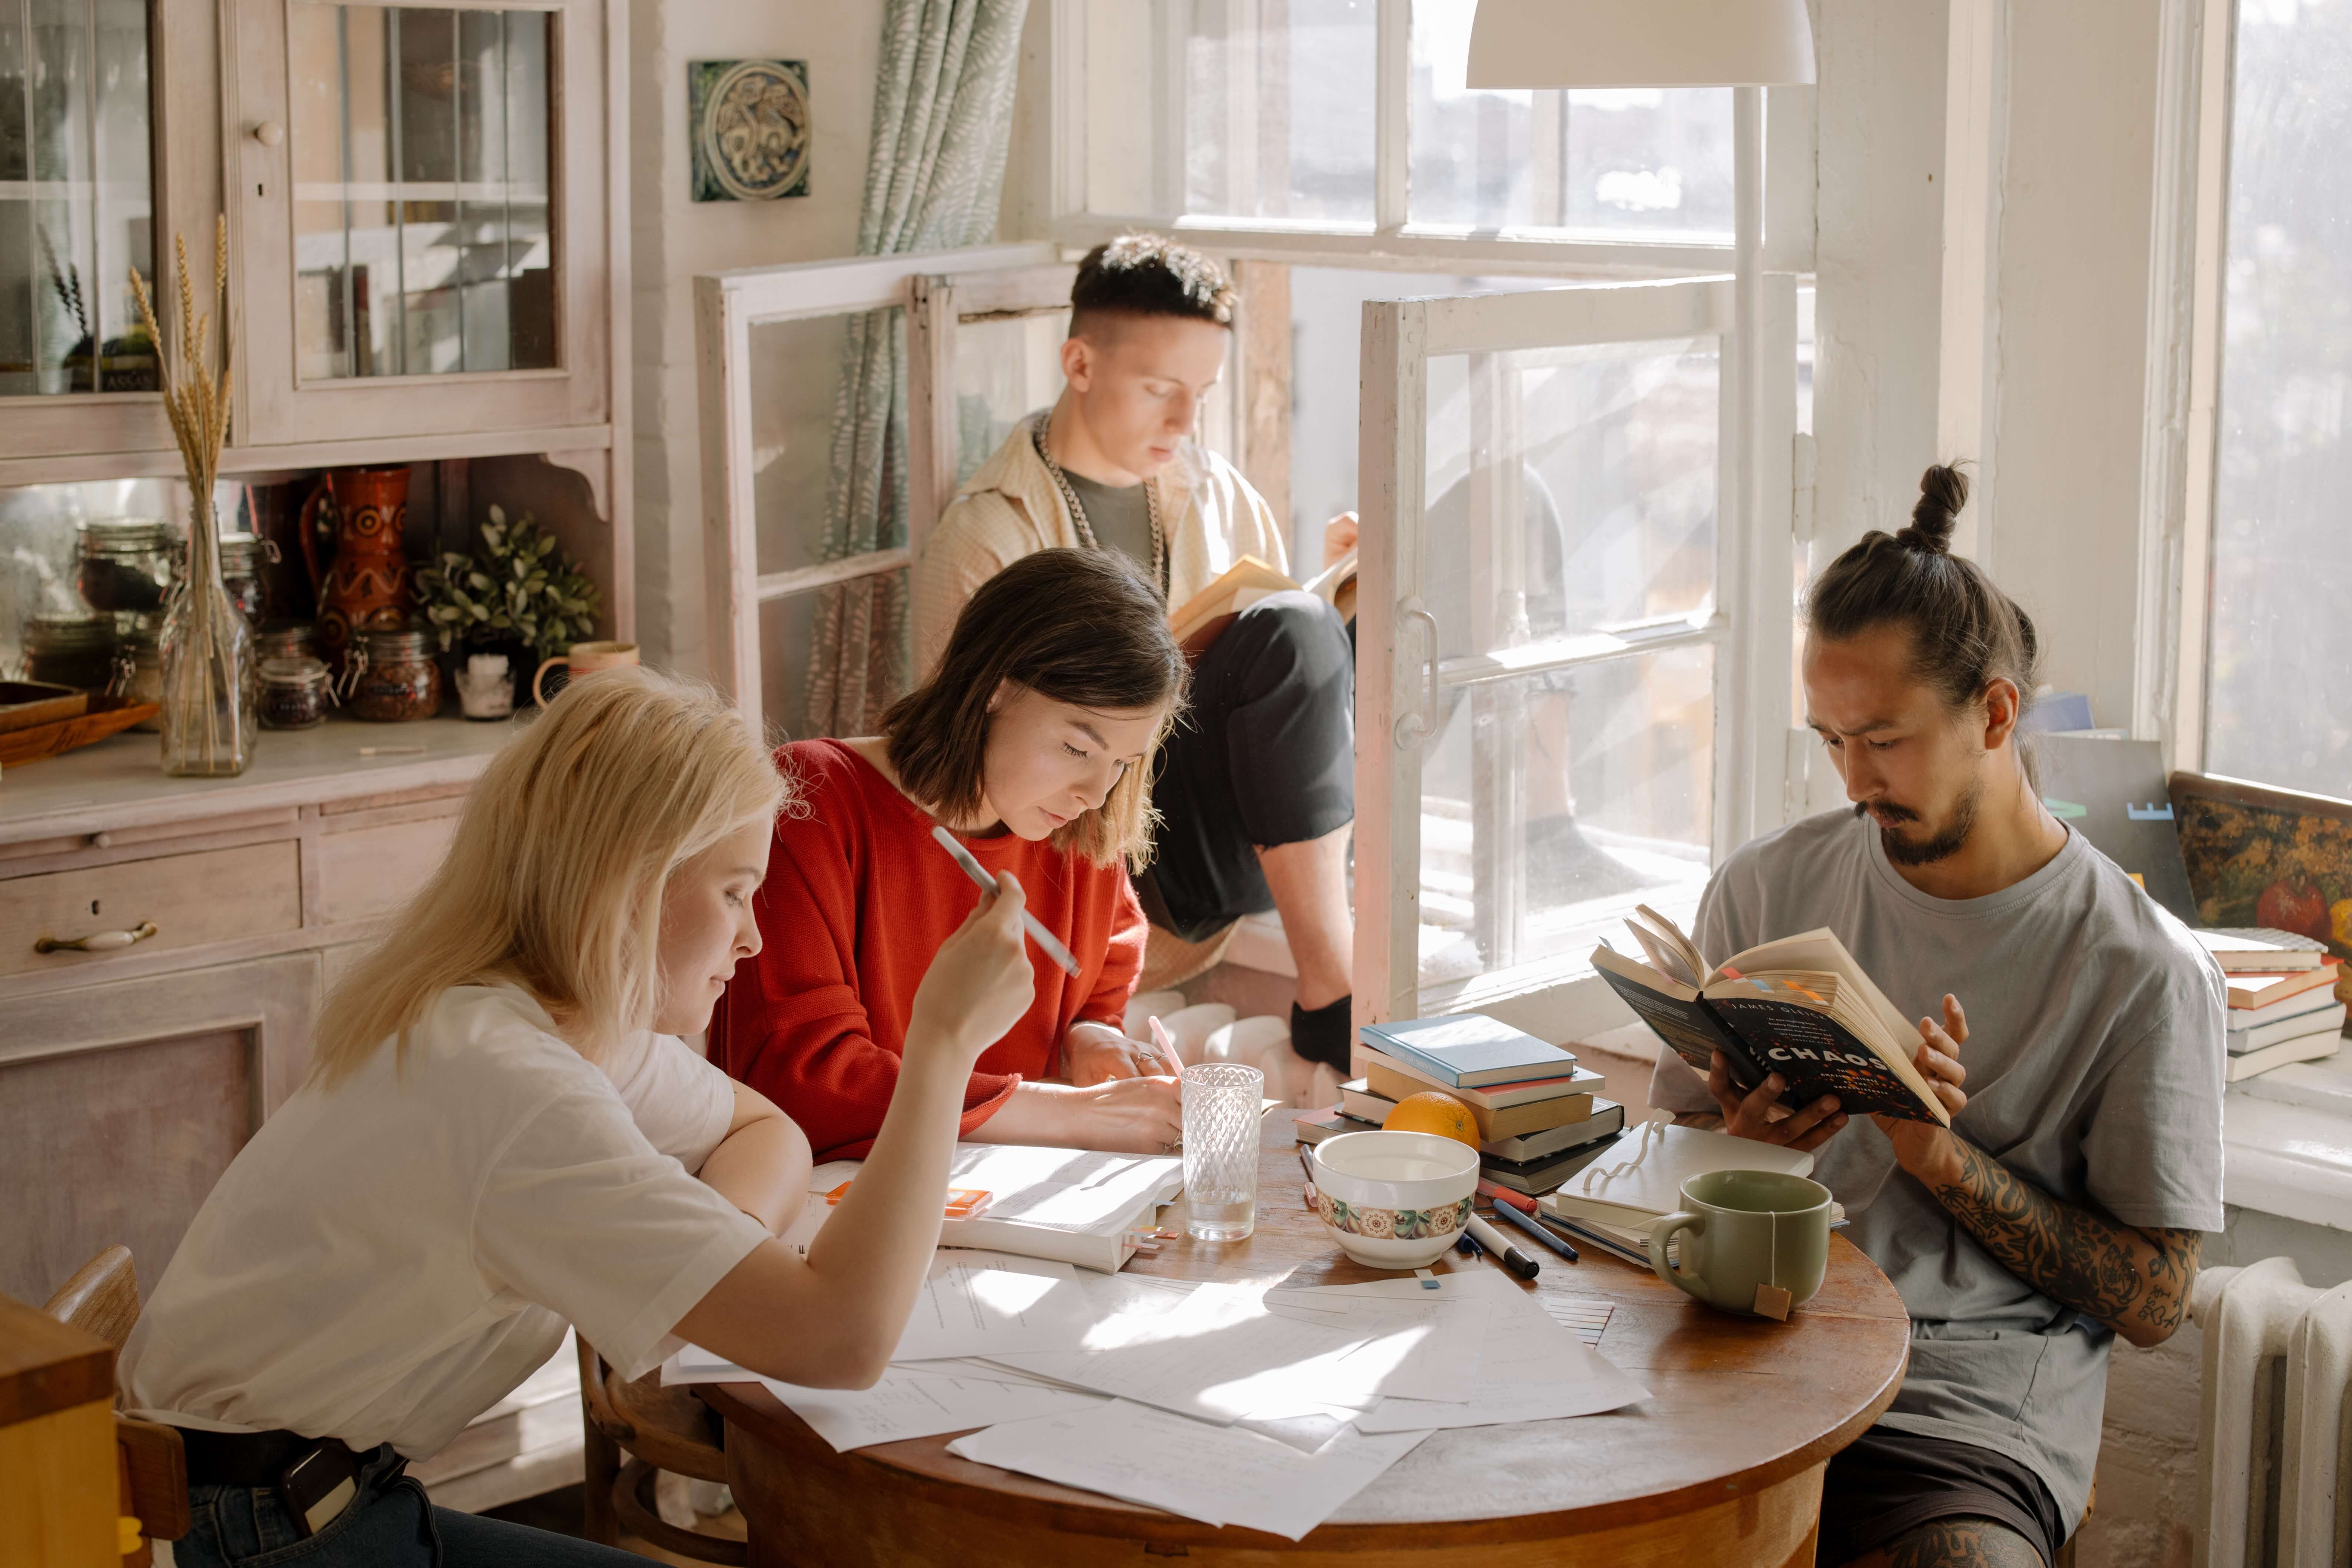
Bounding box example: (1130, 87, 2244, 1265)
(1897, 463, 1967, 554)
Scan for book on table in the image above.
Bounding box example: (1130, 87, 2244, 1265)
(1539, 1120, 1826, 1233)
(1342, 1066, 1604, 1141)
(805, 1143, 1183, 1273)
(1480, 1132, 1626, 1196)
(2228, 984, 2349, 1034)
(2228, 961, 2343, 1011)
(2196, 927, 2332, 972)
(1589, 905, 1950, 1126)
(1356, 1013, 1581, 1089)
(2227, 1002, 2348, 1056)
(2226, 1032, 2346, 1082)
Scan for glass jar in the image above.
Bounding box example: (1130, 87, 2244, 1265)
(349, 628, 442, 722)
(258, 656, 335, 730)
(256, 622, 316, 664)
(219, 533, 270, 625)
(113, 619, 165, 731)
(24, 610, 119, 691)
(76, 519, 175, 615)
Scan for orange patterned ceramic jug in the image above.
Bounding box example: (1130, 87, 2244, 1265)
(299, 466, 415, 676)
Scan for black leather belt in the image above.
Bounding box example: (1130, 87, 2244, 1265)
(174, 1427, 370, 1488)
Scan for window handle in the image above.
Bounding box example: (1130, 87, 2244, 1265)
(1393, 603, 1440, 750)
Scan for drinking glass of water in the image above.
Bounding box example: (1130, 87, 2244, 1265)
(1180, 1062, 1263, 1241)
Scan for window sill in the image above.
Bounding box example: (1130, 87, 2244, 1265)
(2222, 1050, 2352, 1232)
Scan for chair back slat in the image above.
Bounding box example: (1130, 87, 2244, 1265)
(43, 1246, 140, 1349)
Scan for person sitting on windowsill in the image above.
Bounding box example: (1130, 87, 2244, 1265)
(1648, 466, 2224, 1568)
(712, 549, 1191, 1161)
(913, 232, 1359, 1083)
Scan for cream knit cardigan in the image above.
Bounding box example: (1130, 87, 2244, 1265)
(911, 413, 1289, 677)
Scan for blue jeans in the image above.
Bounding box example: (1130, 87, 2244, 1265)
(174, 1444, 647, 1568)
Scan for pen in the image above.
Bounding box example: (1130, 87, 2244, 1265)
(1492, 1197, 1579, 1262)
(929, 825, 1082, 977)
(1464, 1212, 1541, 1280)
(1149, 1015, 1186, 1076)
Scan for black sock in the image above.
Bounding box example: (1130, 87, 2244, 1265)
(1289, 995, 1354, 1073)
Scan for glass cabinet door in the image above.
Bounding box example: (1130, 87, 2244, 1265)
(1355, 275, 1797, 1025)
(231, 0, 609, 447)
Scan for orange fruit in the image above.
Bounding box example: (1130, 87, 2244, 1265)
(1383, 1091, 1480, 1149)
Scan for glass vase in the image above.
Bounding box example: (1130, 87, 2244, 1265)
(159, 498, 256, 776)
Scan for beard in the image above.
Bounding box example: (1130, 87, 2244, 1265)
(1856, 778, 1982, 867)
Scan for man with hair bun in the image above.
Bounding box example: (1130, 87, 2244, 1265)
(1648, 466, 2223, 1568)
(916, 233, 1359, 1080)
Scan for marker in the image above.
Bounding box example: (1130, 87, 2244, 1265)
(1492, 1197, 1579, 1262)
(930, 825, 1082, 977)
(1465, 1212, 1541, 1280)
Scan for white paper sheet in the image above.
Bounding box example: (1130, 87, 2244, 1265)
(989, 1280, 1486, 1424)
(946, 1398, 1432, 1540)
(759, 1367, 1107, 1452)
(1319, 1275, 1651, 1433)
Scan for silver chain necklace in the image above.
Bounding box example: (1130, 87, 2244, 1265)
(1033, 416, 1167, 597)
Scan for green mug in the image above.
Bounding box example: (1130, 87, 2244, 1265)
(1647, 1169, 1833, 1318)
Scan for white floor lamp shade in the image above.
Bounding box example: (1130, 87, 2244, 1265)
(1465, 0, 1816, 89)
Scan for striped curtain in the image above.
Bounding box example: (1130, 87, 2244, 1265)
(801, 0, 1031, 737)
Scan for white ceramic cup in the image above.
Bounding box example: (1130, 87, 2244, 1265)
(1308, 1130, 1480, 1269)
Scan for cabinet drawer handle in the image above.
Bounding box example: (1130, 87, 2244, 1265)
(35, 920, 158, 954)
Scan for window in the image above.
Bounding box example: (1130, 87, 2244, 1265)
(0, 0, 154, 396)
(2206, 0, 2352, 795)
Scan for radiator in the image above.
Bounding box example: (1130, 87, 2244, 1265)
(2190, 1260, 2352, 1568)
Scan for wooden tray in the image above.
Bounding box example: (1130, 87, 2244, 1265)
(0, 696, 162, 768)
(0, 681, 89, 736)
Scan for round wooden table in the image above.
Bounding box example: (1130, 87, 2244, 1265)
(704, 1140, 1909, 1567)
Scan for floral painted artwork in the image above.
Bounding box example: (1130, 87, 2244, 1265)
(689, 60, 811, 202)
(2170, 773, 2352, 959)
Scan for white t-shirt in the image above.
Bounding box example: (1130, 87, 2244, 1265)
(119, 983, 775, 1458)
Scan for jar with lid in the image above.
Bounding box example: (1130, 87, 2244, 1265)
(112, 619, 165, 730)
(24, 610, 119, 691)
(348, 627, 442, 722)
(218, 534, 271, 626)
(258, 656, 335, 730)
(76, 519, 175, 615)
(256, 622, 316, 665)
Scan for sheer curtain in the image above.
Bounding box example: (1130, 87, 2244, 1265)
(801, 0, 1030, 737)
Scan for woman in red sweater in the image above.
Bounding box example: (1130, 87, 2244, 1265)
(713, 550, 1190, 1159)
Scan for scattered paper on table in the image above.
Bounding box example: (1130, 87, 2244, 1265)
(947, 1398, 1431, 1540)
(761, 1366, 1106, 1452)
(1538, 1293, 1616, 1347)
(991, 1280, 1485, 1424)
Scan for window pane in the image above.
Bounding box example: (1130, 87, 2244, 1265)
(748, 307, 907, 579)
(289, 4, 555, 380)
(2208, 0, 2352, 794)
(1418, 648, 1715, 991)
(1085, 0, 1375, 225)
(0, 0, 155, 396)
(953, 307, 1069, 486)
(1423, 337, 1718, 659)
(1408, 0, 1732, 236)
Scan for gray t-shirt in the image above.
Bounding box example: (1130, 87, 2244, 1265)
(1646, 809, 2225, 1525)
(1060, 469, 1157, 577)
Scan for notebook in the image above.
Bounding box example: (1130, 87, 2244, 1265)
(1539, 1120, 1819, 1232)
(806, 1143, 1183, 1273)
(1357, 1014, 1581, 1088)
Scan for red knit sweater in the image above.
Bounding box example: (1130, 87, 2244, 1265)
(710, 739, 1146, 1161)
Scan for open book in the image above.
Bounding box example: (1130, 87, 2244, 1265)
(1167, 550, 1358, 655)
(1590, 906, 1950, 1126)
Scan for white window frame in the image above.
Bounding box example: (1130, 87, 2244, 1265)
(1356, 274, 1797, 1030)
(693, 242, 1070, 722)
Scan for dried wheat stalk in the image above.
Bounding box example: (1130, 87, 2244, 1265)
(132, 216, 241, 771)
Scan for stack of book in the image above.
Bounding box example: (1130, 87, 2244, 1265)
(1296, 1013, 1623, 1195)
(2204, 936, 2347, 1081)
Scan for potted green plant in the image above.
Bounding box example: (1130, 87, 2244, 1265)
(415, 505, 601, 719)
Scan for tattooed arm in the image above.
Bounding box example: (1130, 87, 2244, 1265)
(1916, 1138, 2200, 1348)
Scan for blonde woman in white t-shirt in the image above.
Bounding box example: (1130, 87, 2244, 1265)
(120, 667, 1037, 1568)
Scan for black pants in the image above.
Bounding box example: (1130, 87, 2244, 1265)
(1141, 591, 1355, 941)
(1816, 1426, 2067, 1568)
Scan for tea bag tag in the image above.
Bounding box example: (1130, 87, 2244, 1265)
(1752, 1282, 1794, 1321)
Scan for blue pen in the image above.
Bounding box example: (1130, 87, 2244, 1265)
(1494, 1198, 1580, 1262)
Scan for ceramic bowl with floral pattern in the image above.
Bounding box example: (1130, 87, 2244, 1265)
(1309, 1130, 1480, 1268)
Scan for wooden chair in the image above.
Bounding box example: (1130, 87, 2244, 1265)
(577, 1336, 746, 1565)
(41, 1246, 189, 1568)
(2053, 1482, 2095, 1568)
